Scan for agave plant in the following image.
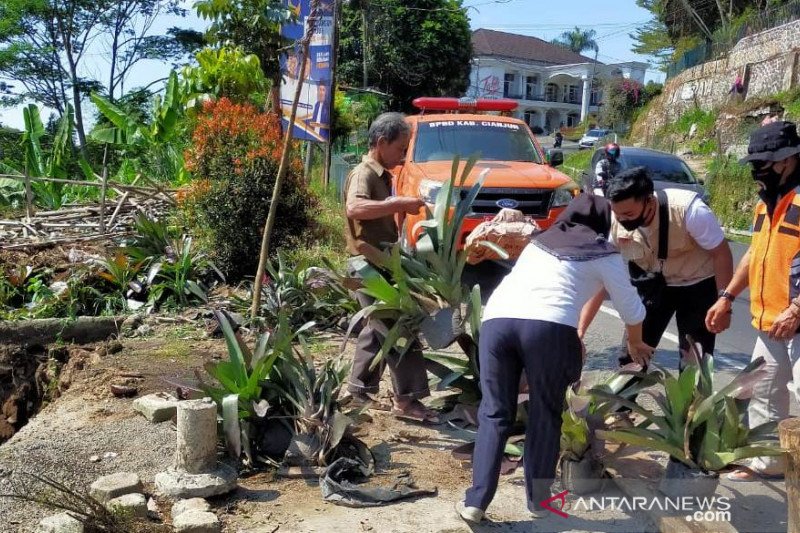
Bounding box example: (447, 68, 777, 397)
(199, 311, 314, 464)
(594, 339, 784, 472)
(343, 154, 507, 378)
(561, 364, 663, 462)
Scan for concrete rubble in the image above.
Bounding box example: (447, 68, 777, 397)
(133, 392, 180, 423)
(88, 472, 143, 503)
(106, 492, 148, 518)
(35, 513, 84, 533)
(173, 509, 222, 533)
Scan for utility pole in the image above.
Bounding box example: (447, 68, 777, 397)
(362, 4, 368, 88)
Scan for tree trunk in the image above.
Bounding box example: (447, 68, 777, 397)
(780, 418, 800, 533)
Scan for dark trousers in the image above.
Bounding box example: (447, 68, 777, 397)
(346, 283, 430, 401)
(620, 276, 718, 368)
(466, 318, 582, 512)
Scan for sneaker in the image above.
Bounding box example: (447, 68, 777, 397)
(455, 500, 484, 523)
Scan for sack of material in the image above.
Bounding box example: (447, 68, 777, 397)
(465, 208, 539, 265)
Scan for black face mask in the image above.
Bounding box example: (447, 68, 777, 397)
(619, 201, 649, 231)
(752, 163, 782, 191)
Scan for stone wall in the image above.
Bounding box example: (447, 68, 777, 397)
(634, 19, 800, 146)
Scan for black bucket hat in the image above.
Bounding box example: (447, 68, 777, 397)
(740, 120, 800, 163)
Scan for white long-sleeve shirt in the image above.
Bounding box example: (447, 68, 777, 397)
(482, 242, 646, 328)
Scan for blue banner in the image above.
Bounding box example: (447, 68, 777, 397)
(280, 0, 335, 143)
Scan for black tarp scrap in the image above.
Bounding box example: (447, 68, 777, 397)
(320, 458, 437, 507)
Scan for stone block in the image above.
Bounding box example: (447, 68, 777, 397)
(133, 392, 179, 423)
(36, 513, 84, 533)
(172, 497, 211, 520)
(89, 472, 143, 503)
(154, 465, 236, 499)
(106, 492, 147, 519)
(173, 510, 221, 533)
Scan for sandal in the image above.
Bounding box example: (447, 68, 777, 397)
(725, 467, 784, 482)
(392, 400, 442, 425)
(344, 393, 392, 412)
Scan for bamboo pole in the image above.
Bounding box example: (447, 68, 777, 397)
(99, 145, 109, 234)
(250, 0, 322, 320)
(0, 174, 176, 194)
(23, 171, 33, 235)
(107, 174, 142, 229)
(780, 418, 800, 533)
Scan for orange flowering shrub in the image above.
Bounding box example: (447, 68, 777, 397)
(182, 98, 315, 281)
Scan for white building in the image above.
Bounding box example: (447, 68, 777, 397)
(468, 29, 647, 132)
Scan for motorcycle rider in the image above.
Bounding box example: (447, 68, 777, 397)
(594, 143, 622, 196)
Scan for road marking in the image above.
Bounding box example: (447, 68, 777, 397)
(600, 305, 680, 345)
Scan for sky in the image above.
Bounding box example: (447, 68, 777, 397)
(0, 0, 662, 131)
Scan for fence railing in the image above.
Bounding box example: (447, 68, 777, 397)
(666, 0, 800, 79)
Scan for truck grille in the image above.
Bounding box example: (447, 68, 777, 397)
(460, 188, 553, 218)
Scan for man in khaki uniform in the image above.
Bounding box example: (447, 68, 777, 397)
(344, 112, 439, 424)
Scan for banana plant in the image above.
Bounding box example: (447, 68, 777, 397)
(1, 104, 94, 209)
(594, 338, 784, 472)
(91, 71, 190, 184)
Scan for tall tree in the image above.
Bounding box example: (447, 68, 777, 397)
(338, 0, 472, 112)
(0, 0, 198, 152)
(552, 27, 599, 55)
(193, 0, 290, 107)
(631, 0, 785, 68)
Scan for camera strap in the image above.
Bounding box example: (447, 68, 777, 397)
(656, 190, 669, 271)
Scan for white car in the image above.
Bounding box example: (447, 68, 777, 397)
(579, 128, 612, 149)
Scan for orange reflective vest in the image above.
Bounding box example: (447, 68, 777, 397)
(750, 186, 800, 331)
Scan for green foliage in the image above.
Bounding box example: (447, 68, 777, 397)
(600, 78, 659, 131)
(561, 149, 593, 183)
(337, 0, 472, 112)
(244, 252, 357, 331)
(706, 156, 759, 230)
(653, 107, 718, 155)
(551, 27, 599, 55)
(595, 340, 783, 472)
(181, 45, 270, 107)
(341, 156, 503, 400)
(182, 99, 315, 282)
(561, 365, 664, 461)
(193, 0, 290, 81)
(0, 0, 196, 151)
(91, 72, 190, 184)
(1, 103, 95, 209)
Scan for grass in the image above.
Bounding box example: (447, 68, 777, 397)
(652, 107, 718, 155)
(706, 155, 759, 231)
(281, 157, 349, 270)
(561, 150, 593, 183)
(152, 339, 192, 359)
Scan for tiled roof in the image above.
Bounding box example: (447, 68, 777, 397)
(472, 28, 601, 66)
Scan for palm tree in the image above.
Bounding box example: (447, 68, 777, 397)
(552, 27, 599, 55)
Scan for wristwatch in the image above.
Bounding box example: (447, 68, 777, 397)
(718, 290, 735, 302)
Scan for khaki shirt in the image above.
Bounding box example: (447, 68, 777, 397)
(344, 155, 398, 256)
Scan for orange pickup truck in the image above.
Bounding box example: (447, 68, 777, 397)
(394, 97, 577, 251)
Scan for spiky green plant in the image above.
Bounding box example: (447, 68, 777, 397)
(594, 339, 784, 472)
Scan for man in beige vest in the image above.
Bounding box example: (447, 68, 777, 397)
(580, 167, 733, 371)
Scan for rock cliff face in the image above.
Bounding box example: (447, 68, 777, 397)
(632, 19, 800, 147)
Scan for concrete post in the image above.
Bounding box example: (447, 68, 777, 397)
(581, 77, 591, 122)
(155, 398, 237, 499)
(175, 399, 217, 474)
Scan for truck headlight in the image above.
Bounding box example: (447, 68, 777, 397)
(419, 179, 459, 205)
(551, 187, 574, 208)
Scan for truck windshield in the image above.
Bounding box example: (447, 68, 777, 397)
(413, 121, 541, 163)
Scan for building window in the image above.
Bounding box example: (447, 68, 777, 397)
(568, 85, 581, 104)
(567, 113, 580, 127)
(545, 83, 558, 102)
(503, 73, 515, 98)
(523, 110, 538, 127)
(525, 76, 538, 100)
